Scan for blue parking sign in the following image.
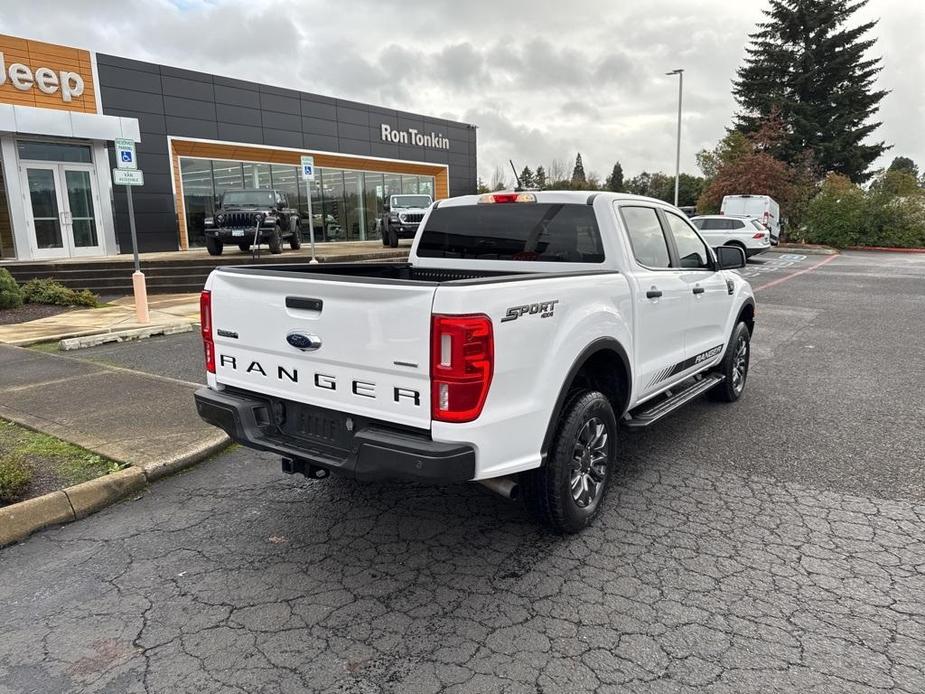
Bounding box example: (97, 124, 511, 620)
(115, 138, 137, 170)
(121, 151, 133, 163)
(300, 155, 315, 180)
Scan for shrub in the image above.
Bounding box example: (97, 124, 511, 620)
(0, 455, 32, 503)
(0, 268, 23, 310)
(20, 278, 98, 307)
(804, 174, 925, 248)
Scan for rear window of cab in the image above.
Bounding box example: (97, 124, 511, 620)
(417, 203, 605, 263)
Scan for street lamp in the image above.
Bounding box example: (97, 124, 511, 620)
(666, 68, 684, 207)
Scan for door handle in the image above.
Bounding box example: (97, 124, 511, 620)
(646, 289, 663, 299)
(692, 287, 705, 295)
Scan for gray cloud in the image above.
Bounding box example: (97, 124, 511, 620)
(0, 0, 919, 183)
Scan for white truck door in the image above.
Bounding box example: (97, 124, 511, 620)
(616, 204, 689, 399)
(662, 210, 732, 365)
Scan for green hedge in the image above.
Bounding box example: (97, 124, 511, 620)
(0, 268, 24, 310)
(20, 278, 98, 307)
(803, 173, 925, 248)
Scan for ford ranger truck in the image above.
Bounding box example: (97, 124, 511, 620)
(195, 191, 756, 533)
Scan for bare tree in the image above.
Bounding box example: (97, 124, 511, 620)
(489, 164, 508, 191)
(548, 158, 566, 184)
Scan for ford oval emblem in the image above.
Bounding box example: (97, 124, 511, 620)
(286, 331, 322, 351)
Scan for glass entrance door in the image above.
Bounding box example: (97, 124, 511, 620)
(22, 164, 102, 259)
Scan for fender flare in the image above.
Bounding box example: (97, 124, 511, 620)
(540, 337, 632, 462)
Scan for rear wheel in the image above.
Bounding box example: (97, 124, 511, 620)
(289, 224, 302, 250)
(268, 225, 283, 254)
(711, 321, 751, 402)
(205, 236, 223, 256)
(522, 390, 617, 534)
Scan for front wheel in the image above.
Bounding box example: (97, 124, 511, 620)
(380, 220, 390, 247)
(205, 236, 223, 256)
(387, 226, 399, 248)
(711, 321, 751, 402)
(268, 225, 283, 254)
(289, 224, 302, 250)
(522, 390, 617, 534)
(237, 242, 250, 252)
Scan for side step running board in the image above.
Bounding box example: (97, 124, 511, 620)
(624, 374, 725, 429)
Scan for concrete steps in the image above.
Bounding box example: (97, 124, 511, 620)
(3, 247, 407, 295)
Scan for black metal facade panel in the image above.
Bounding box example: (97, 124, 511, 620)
(96, 53, 477, 254)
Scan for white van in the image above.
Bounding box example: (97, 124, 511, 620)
(721, 195, 780, 244)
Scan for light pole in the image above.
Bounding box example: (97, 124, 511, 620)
(666, 68, 684, 207)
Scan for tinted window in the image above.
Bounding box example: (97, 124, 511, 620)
(418, 203, 604, 263)
(750, 219, 766, 230)
(621, 206, 671, 268)
(695, 218, 727, 230)
(731, 219, 746, 229)
(665, 213, 712, 269)
(222, 190, 276, 207)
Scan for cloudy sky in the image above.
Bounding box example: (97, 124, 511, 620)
(2, 0, 922, 184)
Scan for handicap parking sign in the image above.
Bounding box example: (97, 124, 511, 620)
(115, 138, 137, 170)
(300, 155, 315, 180)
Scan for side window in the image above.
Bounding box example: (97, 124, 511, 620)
(620, 206, 671, 268)
(278, 193, 287, 207)
(731, 219, 746, 229)
(665, 212, 712, 270)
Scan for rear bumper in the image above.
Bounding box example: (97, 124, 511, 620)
(745, 246, 769, 257)
(194, 387, 475, 483)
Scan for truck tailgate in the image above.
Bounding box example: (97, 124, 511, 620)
(207, 268, 435, 429)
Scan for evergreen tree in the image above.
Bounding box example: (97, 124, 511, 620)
(571, 153, 587, 185)
(605, 162, 624, 192)
(519, 166, 535, 189)
(733, 0, 888, 182)
(534, 166, 547, 190)
(887, 156, 918, 179)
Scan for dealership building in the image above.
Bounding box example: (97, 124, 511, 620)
(0, 34, 477, 262)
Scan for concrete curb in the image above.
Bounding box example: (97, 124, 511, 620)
(768, 245, 839, 256)
(0, 435, 231, 548)
(58, 322, 193, 351)
(845, 245, 925, 254)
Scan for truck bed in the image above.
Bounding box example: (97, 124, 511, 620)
(215, 262, 612, 286)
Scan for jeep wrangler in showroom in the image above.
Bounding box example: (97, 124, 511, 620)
(379, 194, 433, 248)
(204, 190, 302, 255)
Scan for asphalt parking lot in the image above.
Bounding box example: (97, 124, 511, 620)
(1, 250, 923, 693)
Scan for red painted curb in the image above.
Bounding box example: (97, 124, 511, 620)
(845, 246, 925, 254)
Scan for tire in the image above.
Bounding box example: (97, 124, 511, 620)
(205, 236, 223, 256)
(711, 321, 751, 402)
(522, 390, 617, 534)
(380, 220, 389, 247)
(289, 224, 302, 250)
(237, 242, 250, 252)
(268, 225, 283, 254)
(388, 225, 399, 248)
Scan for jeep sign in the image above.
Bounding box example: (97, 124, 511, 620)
(380, 124, 450, 150)
(0, 52, 84, 103)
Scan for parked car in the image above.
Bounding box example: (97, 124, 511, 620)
(720, 195, 780, 244)
(690, 215, 771, 257)
(380, 194, 433, 248)
(195, 191, 755, 533)
(204, 190, 302, 256)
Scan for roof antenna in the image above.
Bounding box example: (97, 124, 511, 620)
(510, 160, 523, 191)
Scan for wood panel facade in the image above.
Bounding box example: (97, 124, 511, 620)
(0, 34, 97, 113)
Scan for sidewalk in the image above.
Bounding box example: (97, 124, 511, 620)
(0, 344, 226, 478)
(0, 343, 228, 545)
(0, 293, 200, 346)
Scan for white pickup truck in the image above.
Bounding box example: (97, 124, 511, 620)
(195, 191, 756, 532)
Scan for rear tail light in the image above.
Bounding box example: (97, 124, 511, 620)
(430, 314, 494, 422)
(753, 232, 766, 239)
(200, 290, 215, 374)
(478, 192, 536, 204)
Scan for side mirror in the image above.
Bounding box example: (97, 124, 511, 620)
(715, 245, 746, 270)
